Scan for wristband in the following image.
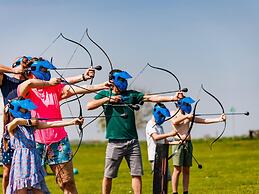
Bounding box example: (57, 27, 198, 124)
(82, 74, 87, 81)
(27, 119, 32, 126)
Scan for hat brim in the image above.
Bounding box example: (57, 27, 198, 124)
(19, 99, 37, 110)
(181, 97, 195, 104)
(114, 71, 132, 80)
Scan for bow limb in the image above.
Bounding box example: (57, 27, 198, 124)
(85, 29, 114, 122)
(147, 63, 181, 90)
(86, 28, 113, 71)
(59, 32, 95, 106)
(60, 33, 94, 84)
(182, 99, 200, 143)
(52, 69, 83, 179)
(201, 84, 226, 149)
(54, 70, 85, 175)
(147, 63, 183, 123)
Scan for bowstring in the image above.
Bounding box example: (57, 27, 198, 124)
(60, 31, 87, 136)
(39, 34, 61, 56)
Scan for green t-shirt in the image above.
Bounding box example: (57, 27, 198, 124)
(94, 90, 144, 140)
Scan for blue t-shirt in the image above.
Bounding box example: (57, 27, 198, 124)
(0, 74, 23, 105)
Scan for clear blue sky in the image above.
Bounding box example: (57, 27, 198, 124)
(1, 0, 258, 140)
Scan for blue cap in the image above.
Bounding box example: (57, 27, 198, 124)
(13, 99, 37, 110)
(31, 60, 56, 70)
(30, 60, 56, 81)
(176, 97, 195, 114)
(181, 97, 195, 104)
(153, 103, 170, 125)
(12, 56, 32, 67)
(113, 71, 132, 80)
(9, 98, 37, 119)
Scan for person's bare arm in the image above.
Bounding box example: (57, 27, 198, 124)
(168, 140, 181, 145)
(142, 95, 177, 103)
(142, 91, 183, 103)
(65, 68, 95, 84)
(18, 78, 61, 97)
(87, 95, 121, 110)
(0, 73, 3, 86)
(0, 64, 23, 74)
(171, 113, 191, 125)
(37, 118, 83, 129)
(7, 118, 28, 136)
(194, 114, 226, 124)
(151, 130, 177, 141)
(61, 82, 111, 100)
(0, 64, 14, 74)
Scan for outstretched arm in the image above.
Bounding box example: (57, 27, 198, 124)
(194, 114, 226, 124)
(18, 78, 61, 97)
(0, 64, 23, 86)
(65, 68, 95, 84)
(37, 118, 84, 129)
(61, 81, 111, 100)
(0, 64, 15, 74)
(142, 91, 182, 103)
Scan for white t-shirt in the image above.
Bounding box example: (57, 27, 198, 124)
(145, 120, 165, 161)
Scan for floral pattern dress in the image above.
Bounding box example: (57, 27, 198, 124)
(6, 125, 49, 194)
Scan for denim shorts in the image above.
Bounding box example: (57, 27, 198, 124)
(104, 139, 144, 178)
(36, 136, 73, 165)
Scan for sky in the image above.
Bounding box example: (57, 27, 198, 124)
(0, 0, 258, 141)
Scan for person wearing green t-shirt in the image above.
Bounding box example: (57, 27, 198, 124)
(87, 69, 182, 194)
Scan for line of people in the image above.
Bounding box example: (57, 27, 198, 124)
(0, 56, 226, 194)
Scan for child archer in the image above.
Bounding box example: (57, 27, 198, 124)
(4, 97, 83, 194)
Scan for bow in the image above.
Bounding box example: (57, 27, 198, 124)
(181, 99, 200, 143)
(84, 29, 145, 128)
(78, 28, 114, 130)
(147, 63, 186, 123)
(201, 84, 226, 149)
(59, 32, 95, 107)
(57, 32, 97, 160)
(86, 28, 113, 71)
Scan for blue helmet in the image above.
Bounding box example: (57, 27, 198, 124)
(30, 60, 56, 81)
(112, 71, 132, 91)
(8, 98, 37, 119)
(12, 56, 32, 68)
(176, 97, 195, 114)
(153, 103, 171, 125)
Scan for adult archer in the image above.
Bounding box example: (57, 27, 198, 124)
(87, 69, 182, 194)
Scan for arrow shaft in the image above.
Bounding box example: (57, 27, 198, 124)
(55, 67, 92, 70)
(38, 115, 124, 120)
(196, 112, 248, 116)
(147, 90, 180, 95)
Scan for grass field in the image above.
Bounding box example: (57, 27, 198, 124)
(1, 137, 259, 194)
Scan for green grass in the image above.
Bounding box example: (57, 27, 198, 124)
(1, 137, 259, 194)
